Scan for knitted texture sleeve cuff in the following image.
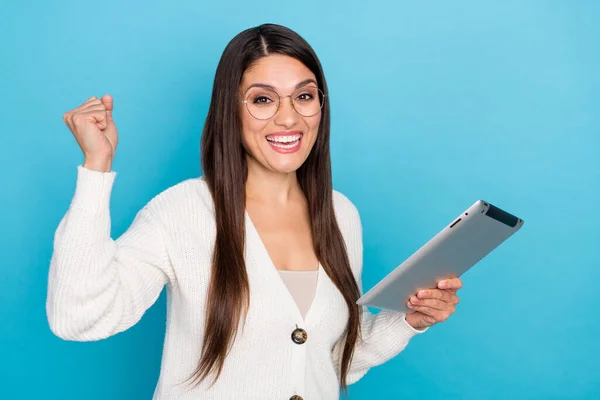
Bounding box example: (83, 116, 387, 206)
(71, 165, 117, 215)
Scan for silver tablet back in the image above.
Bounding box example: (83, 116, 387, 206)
(356, 200, 524, 313)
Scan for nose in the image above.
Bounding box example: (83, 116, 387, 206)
(273, 95, 299, 128)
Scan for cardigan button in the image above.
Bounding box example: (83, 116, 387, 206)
(291, 327, 307, 344)
(290, 396, 303, 400)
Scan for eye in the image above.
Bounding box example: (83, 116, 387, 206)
(253, 95, 273, 104)
(295, 92, 314, 102)
(294, 86, 319, 102)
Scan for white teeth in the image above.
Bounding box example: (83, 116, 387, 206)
(266, 134, 302, 143)
(270, 140, 299, 149)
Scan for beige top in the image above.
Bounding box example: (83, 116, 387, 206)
(277, 270, 319, 319)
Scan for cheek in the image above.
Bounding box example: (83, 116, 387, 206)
(306, 115, 321, 142)
(240, 113, 267, 153)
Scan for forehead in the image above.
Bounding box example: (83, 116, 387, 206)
(240, 54, 316, 92)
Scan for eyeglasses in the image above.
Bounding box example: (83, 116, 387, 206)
(238, 85, 326, 120)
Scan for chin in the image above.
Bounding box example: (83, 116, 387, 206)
(268, 158, 305, 174)
(261, 143, 312, 174)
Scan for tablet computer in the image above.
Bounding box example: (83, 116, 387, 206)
(356, 200, 524, 313)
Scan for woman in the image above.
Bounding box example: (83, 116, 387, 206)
(48, 23, 462, 400)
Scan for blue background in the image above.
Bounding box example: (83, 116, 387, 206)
(1, 1, 598, 399)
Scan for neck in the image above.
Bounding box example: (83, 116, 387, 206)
(245, 157, 303, 206)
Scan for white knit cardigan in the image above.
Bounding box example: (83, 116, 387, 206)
(46, 166, 426, 399)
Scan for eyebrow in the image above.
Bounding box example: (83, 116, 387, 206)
(244, 78, 318, 92)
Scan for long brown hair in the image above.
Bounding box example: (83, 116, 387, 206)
(189, 23, 362, 395)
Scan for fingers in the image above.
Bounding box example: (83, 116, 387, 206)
(82, 109, 109, 129)
(101, 94, 113, 112)
(64, 97, 102, 123)
(81, 96, 100, 107)
(79, 105, 108, 113)
(77, 95, 110, 112)
(438, 278, 462, 290)
(77, 95, 112, 121)
(405, 278, 462, 326)
(80, 99, 104, 112)
(63, 94, 114, 135)
(65, 106, 106, 122)
(406, 303, 453, 323)
(416, 288, 458, 304)
(65, 107, 109, 130)
(408, 296, 455, 311)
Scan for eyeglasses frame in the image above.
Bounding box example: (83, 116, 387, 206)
(237, 85, 327, 120)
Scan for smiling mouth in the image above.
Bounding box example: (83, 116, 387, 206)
(266, 133, 302, 148)
(265, 132, 303, 152)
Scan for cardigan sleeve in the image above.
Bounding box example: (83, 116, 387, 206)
(331, 192, 428, 386)
(46, 166, 176, 341)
